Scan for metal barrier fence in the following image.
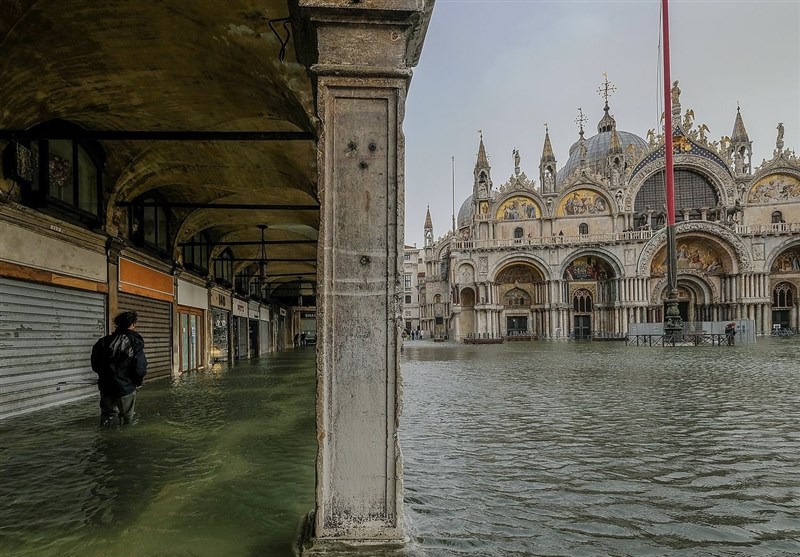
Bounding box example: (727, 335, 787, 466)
(627, 333, 732, 347)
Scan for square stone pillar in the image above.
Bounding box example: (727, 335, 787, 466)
(296, 2, 433, 554)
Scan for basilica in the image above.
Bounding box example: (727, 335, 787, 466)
(417, 81, 800, 340)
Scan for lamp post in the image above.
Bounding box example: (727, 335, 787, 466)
(661, 0, 683, 339)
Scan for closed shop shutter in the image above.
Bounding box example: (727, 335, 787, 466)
(259, 321, 270, 354)
(117, 292, 172, 381)
(236, 316, 249, 359)
(0, 278, 105, 419)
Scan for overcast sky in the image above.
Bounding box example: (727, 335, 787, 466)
(403, 0, 800, 247)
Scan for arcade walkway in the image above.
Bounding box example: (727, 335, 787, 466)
(0, 349, 316, 557)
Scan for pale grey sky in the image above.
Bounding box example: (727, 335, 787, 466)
(404, 0, 800, 247)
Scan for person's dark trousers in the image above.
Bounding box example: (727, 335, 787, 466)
(100, 391, 137, 425)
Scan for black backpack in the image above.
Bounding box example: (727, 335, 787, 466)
(91, 333, 134, 375)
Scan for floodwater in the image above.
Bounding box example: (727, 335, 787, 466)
(1, 340, 799, 557)
(402, 338, 800, 556)
(0, 349, 316, 557)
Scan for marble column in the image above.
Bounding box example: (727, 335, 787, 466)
(298, 1, 433, 553)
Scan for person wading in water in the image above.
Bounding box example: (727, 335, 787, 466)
(91, 311, 148, 426)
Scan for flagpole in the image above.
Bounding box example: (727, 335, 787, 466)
(662, 0, 683, 338)
(451, 156, 456, 235)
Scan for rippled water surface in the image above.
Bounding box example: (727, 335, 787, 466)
(0, 350, 316, 557)
(3, 340, 800, 557)
(400, 338, 800, 556)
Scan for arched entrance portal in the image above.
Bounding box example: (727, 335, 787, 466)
(495, 262, 545, 337)
(650, 235, 735, 323)
(658, 279, 711, 323)
(772, 282, 796, 330)
(562, 254, 617, 338)
(572, 288, 593, 339)
(770, 244, 800, 331)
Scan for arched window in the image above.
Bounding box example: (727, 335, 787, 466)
(130, 192, 170, 254)
(579, 223, 589, 235)
(772, 211, 784, 224)
(4, 120, 104, 224)
(634, 169, 719, 225)
(183, 231, 211, 275)
(773, 283, 794, 308)
(249, 277, 262, 300)
(234, 271, 249, 296)
(573, 289, 593, 313)
(514, 227, 524, 239)
(503, 287, 531, 308)
(214, 249, 234, 286)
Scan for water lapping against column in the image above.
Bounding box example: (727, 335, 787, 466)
(401, 340, 800, 556)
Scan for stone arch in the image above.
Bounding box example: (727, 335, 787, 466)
(772, 281, 796, 306)
(650, 272, 718, 306)
(649, 236, 735, 279)
(637, 221, 752, 276)
(457, 263, 476, 285)
(558, 248, 624, 280)
(766, 238, 800, 274)
(489, 253, 550, 283)
(627, 154, 735, 210)
(460, 287, 476, 307)
(502, 286, 532, 308)
(434, 241, 450, 262)
(556, 184, 615, 216)
(493, 193, 542, 221)
(747, 171, 800, 205)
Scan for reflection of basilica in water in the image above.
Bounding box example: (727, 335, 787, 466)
(417, 81, 800, 340)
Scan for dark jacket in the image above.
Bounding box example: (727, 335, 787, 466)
(91, 330, 148, 396)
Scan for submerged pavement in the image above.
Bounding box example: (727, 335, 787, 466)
(0, 349, 316, 557)
(3, 339, 800, 557)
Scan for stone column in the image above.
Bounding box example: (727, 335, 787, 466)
(297, 2, 432, 553)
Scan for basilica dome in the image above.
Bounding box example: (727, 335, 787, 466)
(556, 108, 648, 185)
(457, 195, 475, 229)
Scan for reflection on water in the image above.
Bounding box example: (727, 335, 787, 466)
(0, 350, 316, 557)
(3, 340, 800, 557)
(400, 338, 800, 556)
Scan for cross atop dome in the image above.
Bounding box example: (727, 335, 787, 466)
(575, 107, 588, 136)
(597, 72, 616, 108)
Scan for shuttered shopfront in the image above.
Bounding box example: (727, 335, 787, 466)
(259, 306, 270, 354)
(117, 258, 174, 381)
(233, 297, 248, 360)
(0, 277, 105, 419)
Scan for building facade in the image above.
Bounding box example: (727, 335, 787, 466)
(420, 83, 800, 341)
(402, 243, 424, 335)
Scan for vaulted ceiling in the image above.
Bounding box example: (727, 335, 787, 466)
(0, 0, 319, 293)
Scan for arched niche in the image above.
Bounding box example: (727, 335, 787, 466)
(460, 287, 476, 307)
(634, 168, 720, 219)
(770, 245, 800, 274)
(495, 263, 545, 284)
(494, 262, 546, 306)
(748, 173, 800, 204)
(557, 188, 610, 217)
(650, 236, 734, 277)
(495, 195, 540, 220)
(563, 255, 615, 281)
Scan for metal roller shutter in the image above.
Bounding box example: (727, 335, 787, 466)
(0, 278, 106, 419)
(117, 292, 172, 381)
(236, 316, 248, 359)
(259, 321, 270, 354)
